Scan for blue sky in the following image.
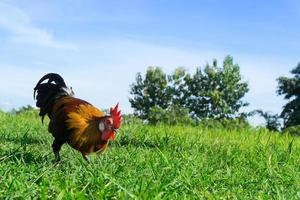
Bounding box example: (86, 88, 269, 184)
(0, 0, 299, 125)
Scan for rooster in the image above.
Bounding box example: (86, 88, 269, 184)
(33, 73, 122, 162)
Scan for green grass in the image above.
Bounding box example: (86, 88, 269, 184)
(1, 111, 300, 199)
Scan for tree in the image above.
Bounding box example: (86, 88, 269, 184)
(167, 67, 190, 108)
(129, 56, 249, 123)
(187, 56, 249, 119)
(129, 67, 171, 120)
(277, 63, 300, 128)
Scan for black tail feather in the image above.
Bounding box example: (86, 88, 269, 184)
(33, 73, 73, 121)
(34, 73, 67, 99)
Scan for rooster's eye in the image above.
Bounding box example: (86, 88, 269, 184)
(98, 122, 105, 131)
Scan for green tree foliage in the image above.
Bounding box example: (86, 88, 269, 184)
(277, 63, 300, 128)
(129, 56, 249, 124)
(129, 67, 171, 120)
(167, 67, 190, 107)
(188, 56, 249, 119)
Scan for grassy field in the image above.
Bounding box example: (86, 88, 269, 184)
(1, 111, 300, 199)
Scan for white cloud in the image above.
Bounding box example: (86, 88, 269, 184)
(0, 1, 78, 50)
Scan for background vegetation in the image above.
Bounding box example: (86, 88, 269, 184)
(130, 56, 249, 124)
(130, 56, 300, 134)
(1, 110, 300, 199)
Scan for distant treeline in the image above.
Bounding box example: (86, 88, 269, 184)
(4, 56, 300, 133)
(129, 55, 300, 132)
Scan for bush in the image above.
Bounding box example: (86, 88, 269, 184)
(199, 119, 223, 129)
(9, 105, 39, 118)
(148, 105, 194, 125)
(283, 125, 300, 136)
(122, 114, 143, 125)
(199, 118, 250, 130)
(220, 117, 250, 130)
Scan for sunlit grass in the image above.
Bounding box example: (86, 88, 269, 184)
(1, 111, 300, 199)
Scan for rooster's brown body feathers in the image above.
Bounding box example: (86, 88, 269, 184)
(34, 73, 121, 161)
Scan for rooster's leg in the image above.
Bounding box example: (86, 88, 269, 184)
(82, 154, 90, 163)
(52, 139, 64, 162)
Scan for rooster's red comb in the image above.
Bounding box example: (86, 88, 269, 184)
(110, 103, 122, 129)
